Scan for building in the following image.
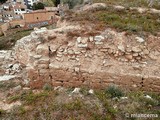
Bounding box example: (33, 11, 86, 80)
(23, 0, 39, 9)
(2, 3, 10, 10)
(1, 10, 14, 22)
(24, 10, 56, 28)
(11, 2, 27, 15)
(9, 10, 58, 29)
(24, 10, 56, 29)
(8, 0, 40, 9)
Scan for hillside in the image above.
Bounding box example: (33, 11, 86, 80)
(0, 1, 160, 120)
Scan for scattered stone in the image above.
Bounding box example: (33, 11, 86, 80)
(144, 95, 153, 99)
(13, 85, 22, 92)
(113, 5, 125, 11)
(23, 87, 30, 90)
(88, 89, 94, 94)
(150, 8, 160, 14)
(132, 84, 137, 88)
(136, 37, 145, 43)
(72, 88, 81, 94)
(54, 86, 64, 91)
(74, 67, 80, 72)
(77, 37, 81, 43)
(0, 101, 21, 112)
(0, 75, 16, 81)
(120, 97, 128, 100)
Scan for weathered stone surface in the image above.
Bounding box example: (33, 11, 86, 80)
(0, 75, 16, 81)
(125, 54, 133, 60)
(132, 46, 142, 53)
(136, 37, 145, 43)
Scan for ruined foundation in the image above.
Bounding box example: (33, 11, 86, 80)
(14, 26, 160, 92)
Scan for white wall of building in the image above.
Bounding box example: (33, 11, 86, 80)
(13, 8, 26, 15)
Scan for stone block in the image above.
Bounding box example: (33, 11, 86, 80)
(52, 81, 63, 86)
(27, 69, 39, 81)
(29, 80, 44, 89)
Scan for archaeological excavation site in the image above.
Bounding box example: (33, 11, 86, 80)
(2, 17, 160, 92)
(0, 0, 160, 120)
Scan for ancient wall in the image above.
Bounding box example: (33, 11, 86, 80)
(14, 26, 160, 92)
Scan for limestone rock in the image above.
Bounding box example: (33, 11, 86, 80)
(125, 54, 133, 60)
(136, 37, 145, 43)
(143, 49, 150, 55)
(72, 88, 81, 94)
(113, 5, 125, 11)
(88, 89, 94, 94)
(94, 35, 104, 42)
(118, 44, 125, 52)
(0, 75, 16, 81)
(13, 85, 22, 92)
(132, 46, 142, 53)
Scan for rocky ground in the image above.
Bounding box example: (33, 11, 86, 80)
(0, 2, 160, 120)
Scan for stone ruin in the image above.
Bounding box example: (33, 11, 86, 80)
(3, 3, 157, 92)
(6, 23, 159, 92)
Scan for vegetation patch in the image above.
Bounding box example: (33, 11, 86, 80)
(0, 30, 32, 50)
(93, 0, 160, 9)
(72, 5, 160, 35)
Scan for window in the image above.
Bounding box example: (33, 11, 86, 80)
(21, 9, 25, 11)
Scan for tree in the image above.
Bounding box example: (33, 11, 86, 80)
(61, 0, 83, 9)
(0, 0, 7, 4)
(33, 2, 45, 10)
(51, 0, 60, 7)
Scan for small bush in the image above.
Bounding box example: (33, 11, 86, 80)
(105, 85, 124, 98)
(8, 95, 20, 103)
(22, 91, 49, 104)
(0, 109, 6, 115)
(62, 99, 83, 110)
(43, 83, 53, 91)
(139, 96, 159, 106)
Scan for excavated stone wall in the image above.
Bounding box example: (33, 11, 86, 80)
(14, 26, 160, 92)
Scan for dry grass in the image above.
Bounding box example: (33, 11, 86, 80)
(0, 86, 159, 120)
(93, 0, 160, 9)
(72, 6, 160, 35)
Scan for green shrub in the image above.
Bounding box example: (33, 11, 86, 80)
(62, 99, 83, 110)
(0, 109, 6, 115)
(43, 83, 53, 91)
(105, 85, 124, 98)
